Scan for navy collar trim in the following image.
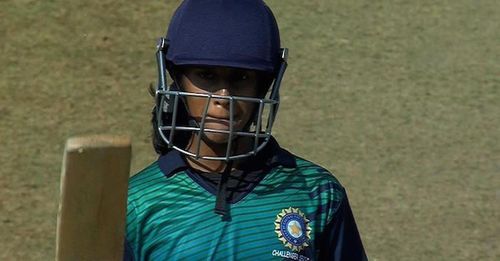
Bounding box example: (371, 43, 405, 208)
(157, 137, 296, 178)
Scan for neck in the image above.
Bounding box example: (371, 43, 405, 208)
(185, 135, 251, 173)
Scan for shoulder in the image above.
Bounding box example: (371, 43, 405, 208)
(127, 161, 164, 200)
(293, 156, 342, 184)
(270, 150, 348, 223)
(273, 148, 346, 202)
(125, 162, 165, 257)
(295, 155, 345, 198)
(285, 151, 343, 188)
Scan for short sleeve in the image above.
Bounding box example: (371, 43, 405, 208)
(318, 192, 367, 260)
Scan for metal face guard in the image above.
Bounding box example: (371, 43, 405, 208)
(155, 37, 288, 161)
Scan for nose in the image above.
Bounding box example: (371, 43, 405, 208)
(215, 87, 230, 96)
(213, 85, 231, 107)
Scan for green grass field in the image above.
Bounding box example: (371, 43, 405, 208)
(1, 0, 498, 260)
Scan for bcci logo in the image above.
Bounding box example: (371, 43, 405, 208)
(274, 207, 311, 252)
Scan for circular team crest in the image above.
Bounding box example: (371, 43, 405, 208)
(274, 207, 311, 251)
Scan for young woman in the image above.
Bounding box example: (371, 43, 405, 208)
(124, 1, 367, 260)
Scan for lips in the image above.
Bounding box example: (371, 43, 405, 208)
(203, 116, 239, 128)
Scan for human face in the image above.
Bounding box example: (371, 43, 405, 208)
(179, 66, 261, 145)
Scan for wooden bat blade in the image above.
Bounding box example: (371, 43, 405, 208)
(56, 135, 132, 261)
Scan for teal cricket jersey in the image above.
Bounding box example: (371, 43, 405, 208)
(124, 139, 366, 260)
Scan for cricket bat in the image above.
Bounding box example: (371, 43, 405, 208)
(55, 135, 132, 261)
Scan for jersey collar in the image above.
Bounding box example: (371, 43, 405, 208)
(158, 136, 296, 178)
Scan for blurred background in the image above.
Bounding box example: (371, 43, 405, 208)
(0, 0, 498, 260)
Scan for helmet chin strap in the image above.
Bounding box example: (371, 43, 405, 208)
(172, 77, 240, 219)
(214, 159, 233, 220)
(213, 135, 244, 220)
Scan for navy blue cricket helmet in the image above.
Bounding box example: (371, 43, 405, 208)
(166, 0, 281, 73)
(155, 0, 288, 160)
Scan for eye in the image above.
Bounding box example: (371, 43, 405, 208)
(198, 71, 215, 80)
(234, 73, 249, 81)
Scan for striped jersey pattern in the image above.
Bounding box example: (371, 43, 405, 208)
(125, 156, 345, 260)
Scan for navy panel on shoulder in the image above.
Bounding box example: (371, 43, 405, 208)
(157, 149, 188, 177)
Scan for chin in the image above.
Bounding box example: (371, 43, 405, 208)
(201, 132, 232, 145)
(199, 122, 246, 145)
